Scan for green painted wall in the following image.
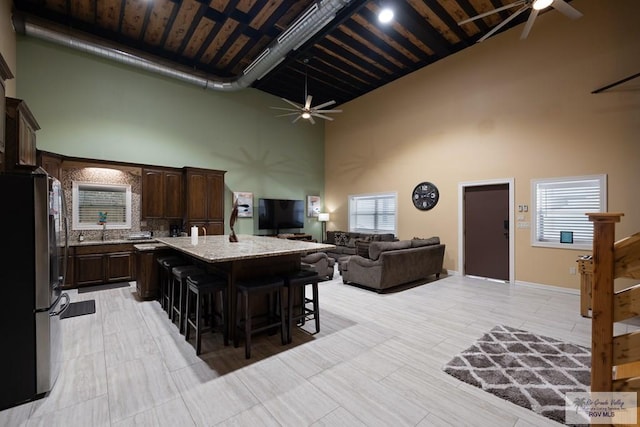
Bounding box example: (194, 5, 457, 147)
(17, 36, 325, 238)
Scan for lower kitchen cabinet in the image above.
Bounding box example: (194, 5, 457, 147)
(134, 246, 172, 300)
(70, 244, 136, 288)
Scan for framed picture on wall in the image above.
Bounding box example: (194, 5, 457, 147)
(233, 192, 253, 218)
(307, 195, 321, 218)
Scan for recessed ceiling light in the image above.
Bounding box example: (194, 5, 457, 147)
(378, 7, 394, 24)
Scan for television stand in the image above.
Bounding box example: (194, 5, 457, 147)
(276, 233, 314, 242)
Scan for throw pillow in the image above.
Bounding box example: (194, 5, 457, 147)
(334, 232, 349, 246)
(411, 236, 440, 247)
(347, 237, 358, 248)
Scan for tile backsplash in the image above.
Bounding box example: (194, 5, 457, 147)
(61, 166, 178, 241)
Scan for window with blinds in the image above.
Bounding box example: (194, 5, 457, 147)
(72, 182, 132, 230)
(531, 175, 606, 249)
(349, 192, 397, 234)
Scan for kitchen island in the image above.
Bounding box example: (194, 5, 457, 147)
(154, 234, 334, 263)
(154, 235, 335, 339)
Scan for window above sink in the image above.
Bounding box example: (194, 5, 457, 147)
(72, 182, 132, 230)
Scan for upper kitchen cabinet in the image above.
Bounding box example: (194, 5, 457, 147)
(184, 167, 226, 235)
(38, 151, 63, 180)
(5, 97, 40, 173)
(141, 167, 183, 219)
(0, 55, 14, 173)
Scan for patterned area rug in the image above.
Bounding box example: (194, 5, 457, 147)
(443, 325, 591, 425)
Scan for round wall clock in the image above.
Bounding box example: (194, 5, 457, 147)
(412, 182, 439, 211)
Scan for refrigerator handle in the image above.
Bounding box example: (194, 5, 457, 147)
(50, 293, 70, 316)
(60, 190, 69, 286)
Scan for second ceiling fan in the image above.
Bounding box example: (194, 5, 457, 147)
(270, 59, 342, 124)
(459, 0, 583, 43)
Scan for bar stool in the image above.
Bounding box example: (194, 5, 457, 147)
(184, 273, 228, 355)
(234, 276, 286, 359)
(158, 255, 190, 315)
(283, 269, 320, 343)
(156, 255, 181, 309)
(171, 265, 205, 333)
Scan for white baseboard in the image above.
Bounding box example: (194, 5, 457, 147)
(444, 271, 579, 295)
(513, 280, 580, 295)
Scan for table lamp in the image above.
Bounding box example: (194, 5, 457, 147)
(318, 212, 330, 242)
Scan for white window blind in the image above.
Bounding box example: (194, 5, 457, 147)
(349, 192, 397, 234)
(72, 182, 132, 230)
(532, 175, 606, 249)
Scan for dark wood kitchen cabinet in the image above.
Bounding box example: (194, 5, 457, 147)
(71, 244, 136, 288)
(5, 97, 40, 173)
(135, 246, 172, 299)
(183, 167, 226, 235)
(141, 167, 183, 219)
(0, 54, 13, 173)
(38, 151, 63, 180)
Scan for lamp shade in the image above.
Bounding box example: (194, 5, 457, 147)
(318, 212, 330, 222)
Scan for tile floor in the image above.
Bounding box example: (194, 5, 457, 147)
(1, 272, 632, 426)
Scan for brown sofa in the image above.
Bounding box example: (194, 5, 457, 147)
(341, 237, 445, 292)
(323, 231, 396, 261)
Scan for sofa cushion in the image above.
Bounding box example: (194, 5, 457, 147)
(369, 240, 412, 261)
(346, 237, 358, 248)
(355, 240, 371, 258)
(411, 236, 440, 247)
(376, 233, 396, 242)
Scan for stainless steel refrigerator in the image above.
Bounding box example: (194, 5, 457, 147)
(0, 170, 69, 410)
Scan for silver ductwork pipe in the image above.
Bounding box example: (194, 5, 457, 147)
(14, 0, 351, 91)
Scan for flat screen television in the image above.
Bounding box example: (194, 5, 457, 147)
(258, 198, 304, 232)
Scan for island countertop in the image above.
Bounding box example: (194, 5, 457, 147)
(154, 235, 335, 263)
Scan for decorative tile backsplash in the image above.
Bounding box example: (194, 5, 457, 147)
(61, 166, 176, 241)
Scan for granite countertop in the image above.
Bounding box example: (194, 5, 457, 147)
(69, 238, 159, 247)
(155, 235, 335, 263)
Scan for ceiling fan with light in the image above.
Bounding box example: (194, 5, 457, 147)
(458, 0, 582, 43)
(270, 60, 342, 124)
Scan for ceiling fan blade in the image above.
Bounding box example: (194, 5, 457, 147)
(477, 4, 529, 42)
(281, 98, 303, 109)
(292, 115, 302, 123)
(310, 113, 335, 121)
(314, 109, 342, 114)
(270, 106, 300, 112)
(275, 112, 301, 117)
(458, 0, 525, 25)
(305, 95, 312, 110)
(520, 9, 538, 39)
(551, 0, 583, 20)
(312, 100, 336, 110)
(308, 115, 316, 125)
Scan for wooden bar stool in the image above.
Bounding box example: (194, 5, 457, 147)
(156, 255, 187, 312)
(283, 269, 320, 343)
(234, 276, 286, 359)
(171, 265, 205, 333)
(158, 256, 189, 316)
(184, 273, 228, 355)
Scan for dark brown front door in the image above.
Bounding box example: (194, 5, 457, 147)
(464, 184, 509, 281)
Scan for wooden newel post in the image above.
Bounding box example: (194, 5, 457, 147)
(587, 213, 623, 392)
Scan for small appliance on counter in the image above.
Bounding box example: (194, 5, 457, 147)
(170, 224, 181, 237)
(127, 231, 153, 240)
